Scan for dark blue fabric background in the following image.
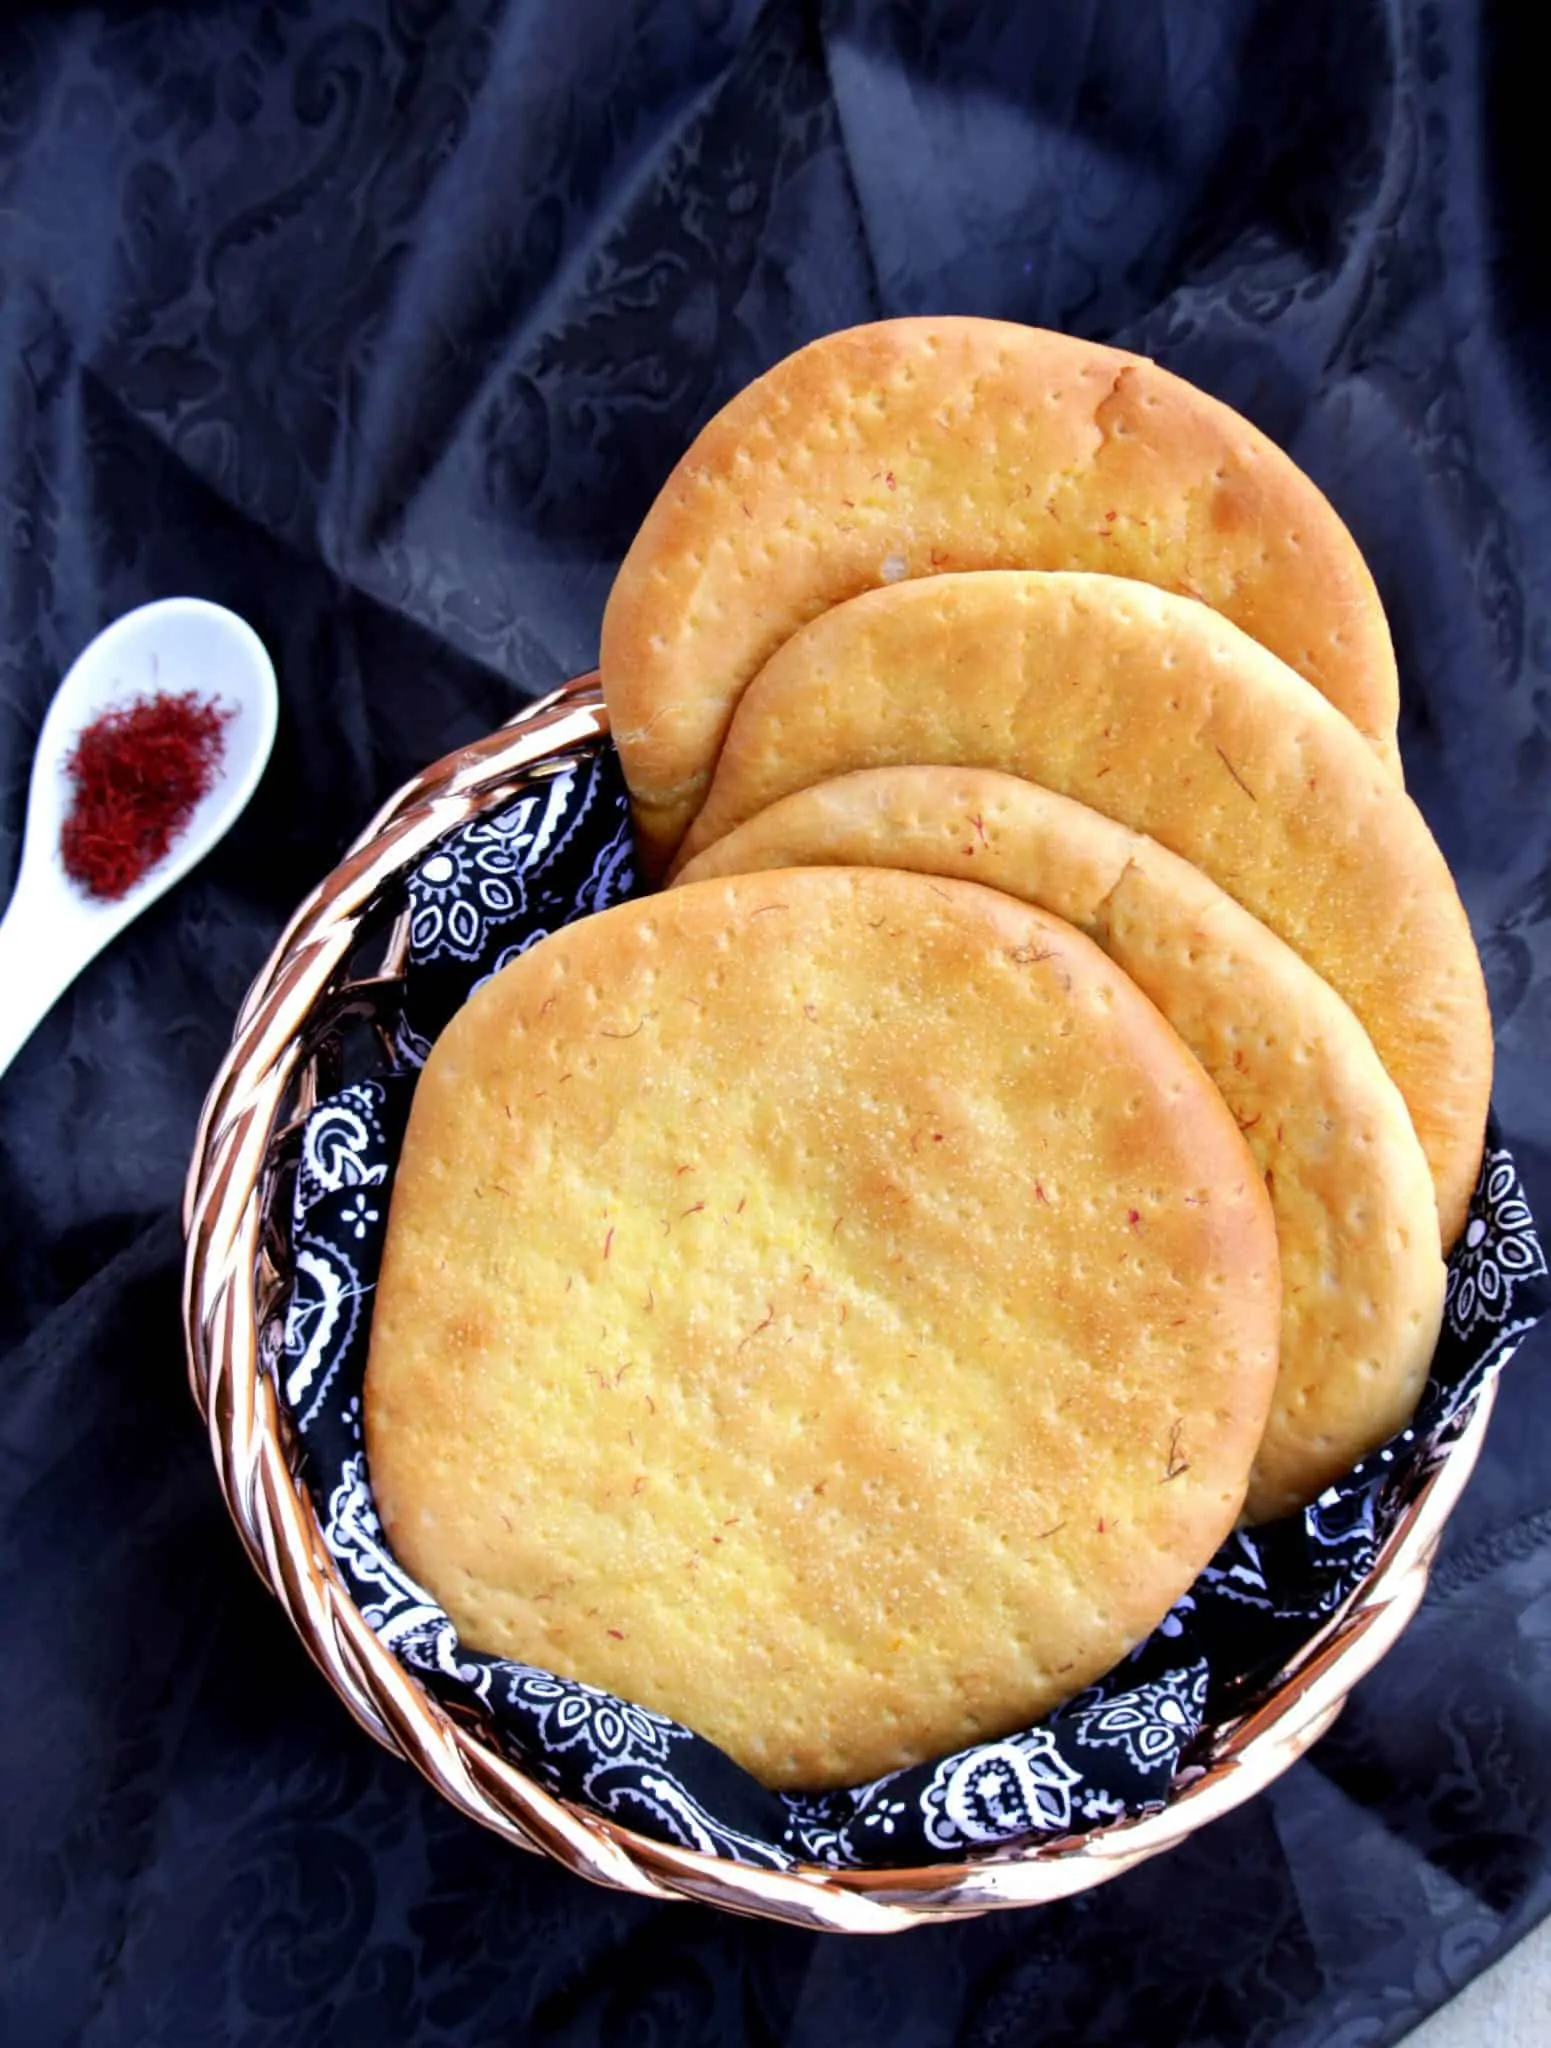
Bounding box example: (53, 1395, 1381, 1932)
(2, 2, 1549, 2042)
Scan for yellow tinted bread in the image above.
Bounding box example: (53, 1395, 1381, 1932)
(676, 767, 1447, 1518)
(601, 316, 1400, 868)
(674, 571, 1490, 1247)
(365, 867, 1280, 1789)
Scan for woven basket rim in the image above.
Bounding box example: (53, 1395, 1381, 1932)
(181, 671, 1496, 1931)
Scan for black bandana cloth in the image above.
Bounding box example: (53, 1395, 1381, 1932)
(276, 744, 1550, 1871)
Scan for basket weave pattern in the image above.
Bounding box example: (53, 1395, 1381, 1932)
(181, 673, 1495, 1932)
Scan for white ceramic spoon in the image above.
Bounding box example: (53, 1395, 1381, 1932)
(0, 597, 278, 1082)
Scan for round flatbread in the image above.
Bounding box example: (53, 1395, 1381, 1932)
(672, 571, 1491, 1249)
(600, 316, 1400, 870)
(365, 867, 1280, 1790)
(675, 767, 1447, 1519)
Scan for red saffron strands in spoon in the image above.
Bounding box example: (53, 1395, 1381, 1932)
(60, 690, 233, 900)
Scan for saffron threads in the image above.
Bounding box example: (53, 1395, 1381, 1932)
(60, 689, 232, 900)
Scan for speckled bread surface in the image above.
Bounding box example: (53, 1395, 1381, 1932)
(600, 316, 1400, 870)
(673, 571, 1490, 1248)
(364, 866, 1280, 1790)
(676, 766, 1447, 1520)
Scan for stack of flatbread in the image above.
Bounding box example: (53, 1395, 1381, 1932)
(364, 320, 1491, 1793)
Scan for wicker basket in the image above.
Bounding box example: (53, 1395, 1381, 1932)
(181, 671, 1495, 1932)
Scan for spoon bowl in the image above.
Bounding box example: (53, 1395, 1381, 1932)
(0, 597, 278, 1081)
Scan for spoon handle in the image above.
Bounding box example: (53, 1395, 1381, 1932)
(0, 884, 78, 1082)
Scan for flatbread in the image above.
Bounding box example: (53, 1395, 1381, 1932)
(675, 767, 1447, 1518)
(365, 867, 1280, 1790)
(673, 570, 1491, 1248)
(600, 316, 1401, 870)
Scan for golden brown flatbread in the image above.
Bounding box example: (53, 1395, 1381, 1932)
(365, 867, 1280, 1788)
(601, 317, 1400, 869)
(672, 570, 1490, 1248)
(675, 766, 1447, 1518)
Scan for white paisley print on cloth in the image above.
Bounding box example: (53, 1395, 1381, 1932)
(281, 1082, 395, 1426)
(503, 1668, 681, 1767)
(295, 1084, 388, 1214)
(573, 811, 635, 916)
(391, 1015, 433, 1070)
(1446, 1149, 1547, 1338)
(321, 1453, 489, 1689)
(614, 1775, 793, 1868)
(281, 1239, 365, 1427)
(782, 1819, 848, 1867)
(1069, 1667, 1209, 1771)
(921, 1732, 1084, 1849)
(1195, 1533, 1276, 1612)
(408, 768, 577, 963)
(1304, 1478, 1380, 1574)
(499, 1670, 794, 1868)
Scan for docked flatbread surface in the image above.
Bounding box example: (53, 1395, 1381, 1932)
(365, 866, 1280, 1790)
(676, 766, 1447, 1520)
(673, 570, 1490, 1248)
(601, 316, 1400, 868)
